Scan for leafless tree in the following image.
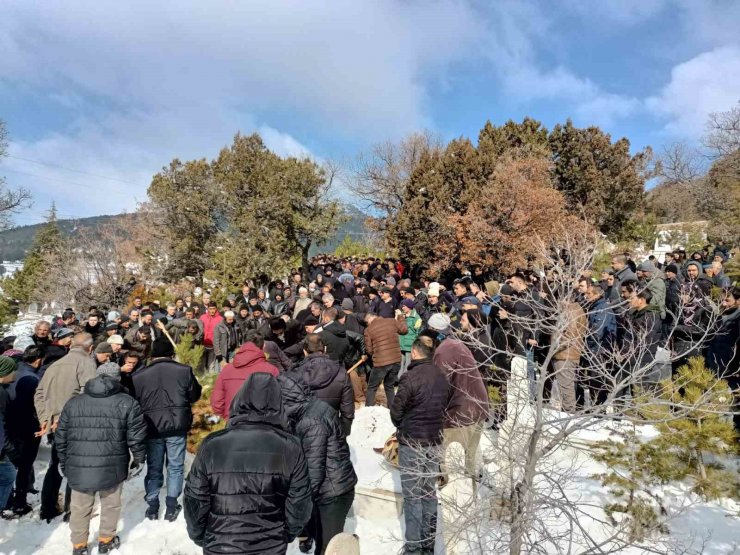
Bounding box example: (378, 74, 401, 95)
(398, 230, 733, 555)
(350, 131, 442, 228)
(0, 119, 32, 230)
(657, 142, 704, 186)
(703, 103, 740, 159)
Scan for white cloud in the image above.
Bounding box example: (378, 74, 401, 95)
(646, 45, 740, 138)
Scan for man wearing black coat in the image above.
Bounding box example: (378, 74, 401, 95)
(278, 373, 357, 555)
(317, 308, 350, 364)
(390, 339, 451, 555)
(289, 334, 354, 436)
(184, 373, 312, 555)
(56, 363, 147, 555)
(132, 337, 202, 522)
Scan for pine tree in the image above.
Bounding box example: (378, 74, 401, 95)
(594, 357, 739, 540)
(3, 204, 64, 306)
(175, 333, 204, 370)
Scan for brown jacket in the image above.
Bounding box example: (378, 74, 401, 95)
(553, 301, 587, 362)
(364, 317, 408, 367)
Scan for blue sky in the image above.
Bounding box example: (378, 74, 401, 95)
(1, 0, 738, 226)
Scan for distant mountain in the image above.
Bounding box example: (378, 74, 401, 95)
(0, 207, 370, 261)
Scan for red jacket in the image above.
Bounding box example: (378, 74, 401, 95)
(199, 312, 223, 348)
(210, 343, 279, 418)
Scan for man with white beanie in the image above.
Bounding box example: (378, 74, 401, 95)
(426, 313, 489, 486)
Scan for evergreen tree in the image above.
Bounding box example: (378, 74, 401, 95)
(3, 204, 64, 306)
(175, 332, 204, 370)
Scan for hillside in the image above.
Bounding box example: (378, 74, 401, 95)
(0, 207, 370, 261)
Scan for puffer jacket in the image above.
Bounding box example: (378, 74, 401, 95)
(390, 359, 451, 446)
(184, 373, 312, 555)
(132, 358, 202, 438)
(433, 336, 489, 428)
(211, 343, 279, 419)
(364, 317, 408, 367)
(213, 320, 240, 360)
(278, 374, 357, 503)
(289, 353, 354, 436)
(55, 375, 147, 493)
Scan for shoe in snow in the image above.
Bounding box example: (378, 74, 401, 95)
(299, 537, 314, 553)
(72, 544, 89, 555)
(145, 505, 159, 520)
(98, 536, 120, 554)
(164, 503, 181, 522)
(12, 500, 33, 517)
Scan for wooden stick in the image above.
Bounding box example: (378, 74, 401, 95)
(156, 320, 177, 350)
(347, 355, 368, 374)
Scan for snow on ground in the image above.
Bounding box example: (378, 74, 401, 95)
(0, 407, 404, 555)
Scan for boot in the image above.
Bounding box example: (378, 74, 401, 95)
(299, 537, 314, 553)
(72, 543, 89, 555)
(12, 497, 33, 517)
(145, 503, 159, 520)
(98, 536, 120, 554)
(164, 497, 181, 522)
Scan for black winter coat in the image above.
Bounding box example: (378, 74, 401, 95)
(318, 321, 350, 364)
(706, 308, 740, 377)
(184, 373, 312, 555)
(132, 358, 202, 438)
(390, 359, 451, 446)
(278, 374, 357, 503)
(55, 376, 147, 493)
(289, 353, 354, 436)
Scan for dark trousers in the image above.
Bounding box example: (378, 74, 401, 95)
(14, 435, 41, 502)
(366, 363, 399, 407)
(41, 434, 71, 517)
(311, 490, 355, 555)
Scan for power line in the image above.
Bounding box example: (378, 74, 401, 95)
(1, 167, 139, 195)
(5, 154, 143, 186)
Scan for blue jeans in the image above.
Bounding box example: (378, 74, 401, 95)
(399, 444, 439, 553)
(0, 457, 18, 510)
(144, 435, 186, 508)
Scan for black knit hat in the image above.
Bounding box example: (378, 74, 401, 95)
(150, 336, 175, 358)
(665, 263, 679, 275)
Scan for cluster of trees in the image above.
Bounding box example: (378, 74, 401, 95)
(352, 118, 652, 274)
(147, 133, 346, 285)
(648, 103, 740, 243)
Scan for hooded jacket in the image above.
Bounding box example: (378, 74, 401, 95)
(132, 357, 202, 437)
(55, 375, 147, 493)
(278, 374, 357, 503)
(289, 352, 354, 435)
(184, 373, 312, 555)
(211, 343, 279, 419)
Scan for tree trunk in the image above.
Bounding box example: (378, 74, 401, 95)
(301, 240, 312, 279)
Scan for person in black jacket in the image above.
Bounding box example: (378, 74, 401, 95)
(390, 339, 451, 555)
(289, 334, 354, 436)
(317, 308, 350, 364)
(7, 346, 43, 516)
(132, 337, 202, 522)
(0, 356, 20, 515)
(56, 363, 147, 555)
(278, 373, 357, 555)
(184, 373, 312, 555)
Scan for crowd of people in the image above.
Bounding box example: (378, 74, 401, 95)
(0, 247, 737, 554)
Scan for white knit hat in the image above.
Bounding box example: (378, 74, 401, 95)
(427, 313, 451, 331)
(427, 282, 441, 297)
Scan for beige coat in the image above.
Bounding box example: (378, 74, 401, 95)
(34, 346, 97, 425)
